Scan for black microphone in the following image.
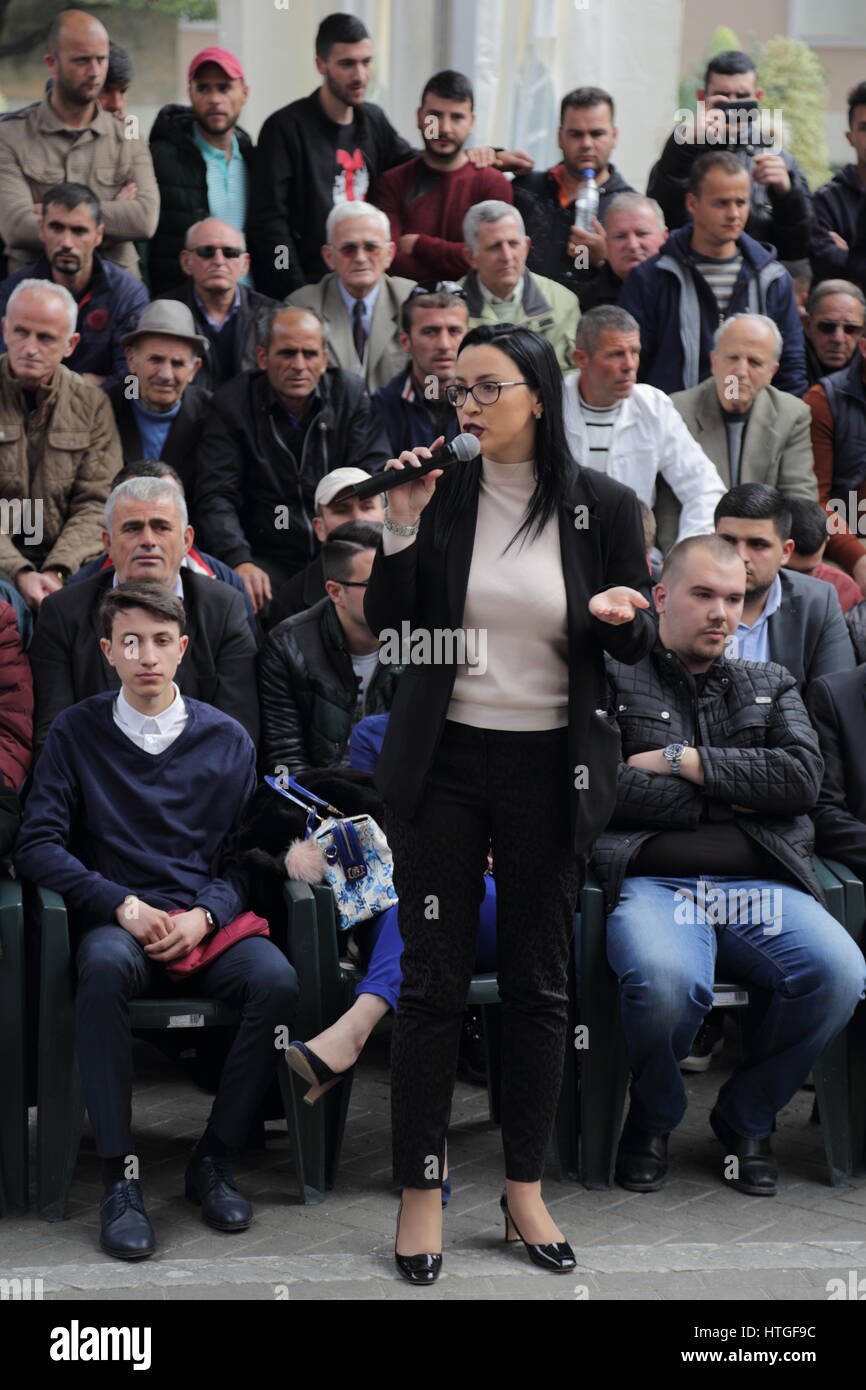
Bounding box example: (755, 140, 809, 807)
(345, 433, 481, 500)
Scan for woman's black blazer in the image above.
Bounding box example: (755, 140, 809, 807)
(365, 459, 657, 856)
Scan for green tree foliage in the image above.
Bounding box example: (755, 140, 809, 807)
(757, 35, 832, 190)
(98, 0, 217, 15)
(678, 25, 743, 112)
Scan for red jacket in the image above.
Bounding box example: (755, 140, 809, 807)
(373, 156, 513, 280)
(0, 599, 32, 790)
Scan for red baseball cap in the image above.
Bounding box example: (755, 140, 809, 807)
(188, 47, 245, 82)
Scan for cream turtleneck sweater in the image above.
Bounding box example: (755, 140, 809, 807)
(446, 455, 569, 730)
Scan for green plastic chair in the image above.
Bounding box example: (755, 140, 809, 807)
(34, 886, 318, 1221)
(282, 880, 578, 1193)
(576, 858, 859, 1189)
(0, 877, 26, 1214)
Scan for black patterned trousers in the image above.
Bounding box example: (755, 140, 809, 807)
(385, 720, 582, 1187)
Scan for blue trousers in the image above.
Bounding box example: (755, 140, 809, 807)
(606, 875, 866, 1138)
(75, 926, 299, 1157)
(354, 875, 499, 1010)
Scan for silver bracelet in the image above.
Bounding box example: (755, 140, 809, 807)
(383, 514, 420, 537)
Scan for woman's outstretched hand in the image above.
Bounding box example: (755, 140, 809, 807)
(588, 586, 651, 625)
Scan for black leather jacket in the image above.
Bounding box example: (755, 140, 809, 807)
(591, 642, 825, 910)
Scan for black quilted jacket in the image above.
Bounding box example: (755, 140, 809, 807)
(590, 642, 826, 911)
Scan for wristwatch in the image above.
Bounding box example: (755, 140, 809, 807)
(198, 907, 216, 934)
(663, 742, 686, 776)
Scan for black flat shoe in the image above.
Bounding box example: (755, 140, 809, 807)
(394, 1199, 442, 1286)
(710, 1107, 778, 1197)
(285, 1040, 351, 1106)
(185, 1155, 253, 1231)
(499, 1193, 576, 1273)
(615, 1125, 670, 1192)
(99, 1179, 155, 1260)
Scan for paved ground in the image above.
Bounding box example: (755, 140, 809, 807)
(2, 1025, 866, 1304)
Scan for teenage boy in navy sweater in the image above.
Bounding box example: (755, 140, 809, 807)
(16, 581, 298, 1261)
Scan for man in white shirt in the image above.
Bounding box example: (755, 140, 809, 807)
(562, 305, 727, 549)
(287, 201, 415, 392)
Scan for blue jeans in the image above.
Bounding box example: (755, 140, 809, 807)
(354, 875, 499, 1011)
(606, 875, 866, 1138)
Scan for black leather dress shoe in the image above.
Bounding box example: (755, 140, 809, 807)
(710, 1107, 778, 1196)
(184, 1155, 252, 1231)
(615, 1127, 670, 1192)
(99, 1179, 155, 1260)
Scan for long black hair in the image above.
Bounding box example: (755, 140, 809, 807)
(433, 323, 577, 551)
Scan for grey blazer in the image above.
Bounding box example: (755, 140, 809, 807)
(654, 378, 818, 553)
(767, 567, 855, 692)
(286, 271, 416, 392)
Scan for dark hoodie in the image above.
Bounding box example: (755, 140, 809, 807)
(248, 91, 416, 298)
(148, 104, 254, 297)
(811, 164, 866, 289)
(618, 223, 808, 396)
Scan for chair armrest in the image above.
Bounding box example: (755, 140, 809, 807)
(818, 857, 865, 947)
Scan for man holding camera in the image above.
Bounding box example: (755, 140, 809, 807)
(647, 49, 813, 261)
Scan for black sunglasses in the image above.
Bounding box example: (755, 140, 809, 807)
(190, 245, 245, 259)
(814, 319, 863, 336)
(409, 281, 467, 299)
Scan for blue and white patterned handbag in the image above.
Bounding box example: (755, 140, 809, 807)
(265, 775, 398, 931)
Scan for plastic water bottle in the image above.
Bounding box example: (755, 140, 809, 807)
(574, 168, 599, 231)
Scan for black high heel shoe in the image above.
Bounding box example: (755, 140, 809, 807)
(394, 1198, 442, 1286)
(500, 1193, 576, 1274)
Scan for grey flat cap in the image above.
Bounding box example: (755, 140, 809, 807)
(120, 300, 210, 354)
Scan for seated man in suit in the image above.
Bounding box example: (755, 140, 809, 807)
(0, 280, 122, 612)
(259, 521, 400, 776)
(157, 218, 277, 393)
(107, 300, 212, 502)
(16, 580, 297, 1260)
(596, 533, 865, 1197)
(808, 663, 866, 884)
(287, 202, 415, 393)
(29, 474, 258, 749)
(662, 315, 818, 552)
(267, 468, 384, 627)
(714, 483, 854, 691)
(562, 306, 726, 548)
(68, 460, 256, 634)
(460, 201, 580, 374)
(372, 285, 465, 455)
(195, 306, 390, 615)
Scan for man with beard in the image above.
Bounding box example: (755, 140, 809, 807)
(0, 182, 149, 388)
(249, 14, 530, 297)
(149, 48, 254, 298)
(0, 9, 158, 279)
(372, 70, 514, 283)
(713, 483, 854, 692)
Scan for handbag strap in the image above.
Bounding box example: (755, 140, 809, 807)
(264, 774, 344, 838)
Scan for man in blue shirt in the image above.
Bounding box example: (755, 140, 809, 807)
(149, 46, 253, 297)
(16, 580, 298, 1259)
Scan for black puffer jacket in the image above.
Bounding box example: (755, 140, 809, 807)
(590, 643, 825, 911)
(148, 105, 255, 296)
(195, 367, 390, 573)
(258, 598, 400, 776)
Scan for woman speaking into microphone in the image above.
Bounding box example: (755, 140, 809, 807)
(364, 323, 655, 1285)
